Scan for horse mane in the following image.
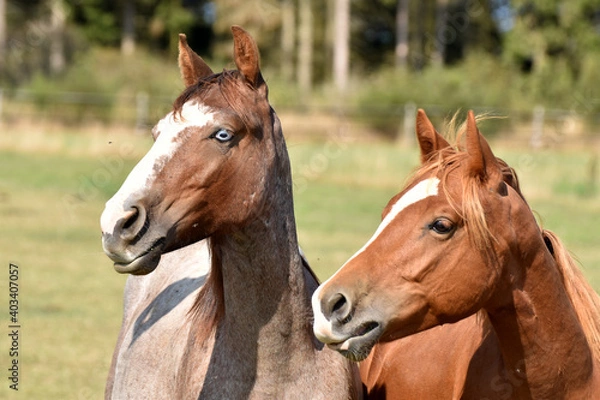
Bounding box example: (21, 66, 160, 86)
(408, 113, 523, 251)
(542, 230, 600, 362)
(188, 238, 225, 345)
(172, 70, 235, 114)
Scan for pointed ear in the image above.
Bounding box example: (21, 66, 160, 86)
(465, 110, 503, 188)
(416, 109, 451, 164)
(231, 25, 264, 88)
(178, 34, 213, 87)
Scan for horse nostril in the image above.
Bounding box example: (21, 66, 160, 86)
(119, 205, 148, 241)
(325, 292, 352, 325)
(332, 293, 346, 313)
(122, 208, 139, 230)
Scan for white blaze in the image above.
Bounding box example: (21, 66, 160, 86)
(312, 177, 440, 340)
(100, 101, 215, 234)
(345, 177, 440, 264)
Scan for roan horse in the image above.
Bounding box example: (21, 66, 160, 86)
(100, 26, 361, 399)
(313, 110, 600, 399)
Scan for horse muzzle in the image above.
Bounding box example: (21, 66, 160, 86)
(101, 200, 166, 275)
(312, 285, 384, 362)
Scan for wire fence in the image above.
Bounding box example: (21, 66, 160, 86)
(0, 88, 175, 131)
(1, 88, 599, 149)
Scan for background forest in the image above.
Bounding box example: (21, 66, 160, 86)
(1, 0, 600, 137)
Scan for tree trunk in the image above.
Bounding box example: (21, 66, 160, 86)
(0, 0, 6, 73)
(413, 0, 427, 70)
(297, 0, 313, 100)
(49, 0, 66, 75)
(281, 0, 295, 81)
(333, 0, 350, 93)
(395, 0, 409, 68)
(432, 0, 448, 66)
(121, 0, 135, 55)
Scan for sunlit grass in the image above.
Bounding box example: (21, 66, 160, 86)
(0, 129, 598, 398)
(0, 153, 129, 399)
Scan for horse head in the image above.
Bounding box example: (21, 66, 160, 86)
(311, 110, 533, 361)
(100, 26, 287, 275)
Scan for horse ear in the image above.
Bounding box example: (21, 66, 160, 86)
(231, 25, 264, 88)
(465, 110, 503, 187)
(416, 109, 451, 164)
(178, 34, 214, 87)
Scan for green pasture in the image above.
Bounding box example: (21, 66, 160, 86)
(0, 128, 599, 399)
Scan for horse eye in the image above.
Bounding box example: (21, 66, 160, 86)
(430, 218, 455, 235)
(212, 129, 234, 142)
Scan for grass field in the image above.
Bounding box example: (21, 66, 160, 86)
(0, 124, 599, 399)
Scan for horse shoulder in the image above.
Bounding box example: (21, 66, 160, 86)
(106, 241, 211, 399)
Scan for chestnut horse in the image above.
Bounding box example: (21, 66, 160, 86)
(101, 26, 361, 399)
(313, 110, 600, 398)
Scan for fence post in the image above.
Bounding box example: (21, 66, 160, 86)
(589, 154, 598, 195)
(136, 91, 149, 133)
(400, 102, 416, 146)
(531, 105, 545, 149)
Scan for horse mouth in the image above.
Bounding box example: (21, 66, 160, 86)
(113, 238, 166, 275)
(327, 321, 381, 362)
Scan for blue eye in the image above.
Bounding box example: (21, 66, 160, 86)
(213, 129, 234, 142)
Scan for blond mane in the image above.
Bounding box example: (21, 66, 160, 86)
(542, 230, 600, 362)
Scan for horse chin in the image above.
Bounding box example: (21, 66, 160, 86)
(113, 239, 166, 275)
(328, 321, 382, 362)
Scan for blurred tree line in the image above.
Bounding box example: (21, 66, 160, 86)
(0, 0, 599, 122)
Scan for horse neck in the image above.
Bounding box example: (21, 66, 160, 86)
(486, 227, 598, 398)
(205, 160, 320, 385)
(215, 200, 310, 330)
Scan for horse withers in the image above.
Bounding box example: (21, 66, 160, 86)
(101, 26, 361, 399)
(313, 110, 600, 399)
